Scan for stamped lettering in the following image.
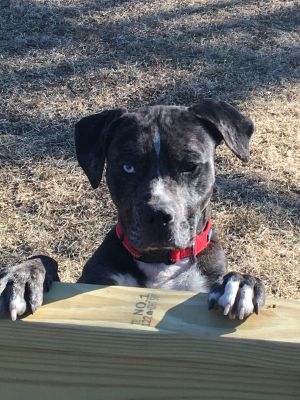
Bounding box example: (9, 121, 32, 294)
(131, 292, 159, 326)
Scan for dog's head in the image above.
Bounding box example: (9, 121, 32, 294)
(75, 99, 254, 252)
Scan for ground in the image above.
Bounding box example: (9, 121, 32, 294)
(0, 0, 299, 298)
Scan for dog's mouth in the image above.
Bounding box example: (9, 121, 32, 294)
(134, 242, 178, 252)
(125, 228, 192, 253)
(118, 218, 213, 266)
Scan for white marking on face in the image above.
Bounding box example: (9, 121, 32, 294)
(153, 131, 160, 157)
(153, 131, 161, 176)
(110, 273, 139, 287)
(136, 258, 209, 292)
(150, 178, 185, 215)
(149, 177, 189, 248)
(151, 178, 172, 205)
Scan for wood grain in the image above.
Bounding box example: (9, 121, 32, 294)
(0, 283, 299, 400)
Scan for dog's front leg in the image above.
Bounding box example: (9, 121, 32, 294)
(0, 256, 59, 320)
(208, 272, 265, 320)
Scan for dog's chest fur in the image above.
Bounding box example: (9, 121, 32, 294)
(136, 258, 209, 292)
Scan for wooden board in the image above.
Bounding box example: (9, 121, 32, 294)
(0, 283, 299, 400)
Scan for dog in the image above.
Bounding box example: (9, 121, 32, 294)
(0, 99, 265, 321)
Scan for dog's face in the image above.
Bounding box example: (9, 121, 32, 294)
(75, 99, 254, 252)
(105, 106, 216, 251)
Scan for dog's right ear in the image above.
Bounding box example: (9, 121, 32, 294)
(75, 108, 126, 189)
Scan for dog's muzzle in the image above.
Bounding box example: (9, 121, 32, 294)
(116, 219, 213, 263)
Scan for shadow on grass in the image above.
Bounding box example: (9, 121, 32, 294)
(1, 0, 298, 104)
(0, 1, 299, 233)
(1, 0, 298, 153)
(214, 173, 300, 228)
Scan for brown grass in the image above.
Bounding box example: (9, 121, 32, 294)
(0, 0, 299, 298)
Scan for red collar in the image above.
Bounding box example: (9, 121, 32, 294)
(116, 219, 213, 263)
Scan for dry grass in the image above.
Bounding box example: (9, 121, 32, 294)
(0, 0, 299, 298)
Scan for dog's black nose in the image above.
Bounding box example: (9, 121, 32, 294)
(143, 207, 173, 227)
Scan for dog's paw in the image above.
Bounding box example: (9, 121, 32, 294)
(0, 256, 58, 321)
(208, 272, 265, 320)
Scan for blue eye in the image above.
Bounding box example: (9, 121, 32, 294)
(123, 164, 135, 174)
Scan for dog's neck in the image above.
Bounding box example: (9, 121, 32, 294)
(195, 205, 211, 237)
(139, 249, 175, 265)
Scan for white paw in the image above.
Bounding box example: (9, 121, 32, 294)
(9, 294, 27, 321)
(218, 279, 240, 316)
(208, 272, 265, 320)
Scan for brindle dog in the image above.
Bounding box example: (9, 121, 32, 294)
(0, 99, 265, 321)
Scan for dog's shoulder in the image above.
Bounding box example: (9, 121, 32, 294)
(78, 227, 146, 286)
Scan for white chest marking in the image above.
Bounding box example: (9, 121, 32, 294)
(136, 258, 209, 292)
(111, 273, 139, 287)
(153, 131, 161, 176)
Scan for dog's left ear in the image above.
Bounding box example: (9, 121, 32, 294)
(75, 108, 126, 189)
(189, 99, 254, 162)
